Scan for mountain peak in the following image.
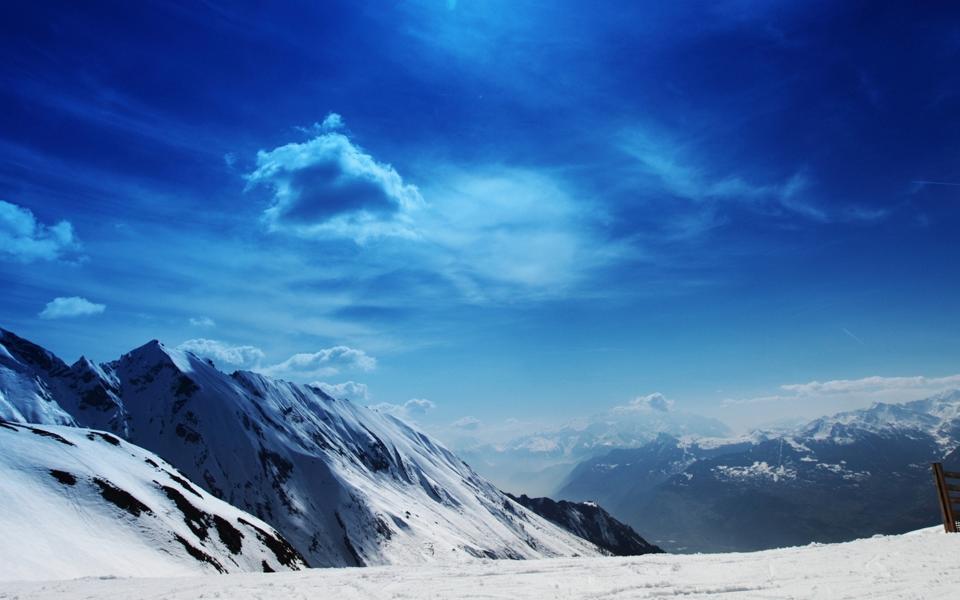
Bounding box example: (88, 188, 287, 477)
(119, 339, 194, 374)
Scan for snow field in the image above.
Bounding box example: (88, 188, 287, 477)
(3, 527, 956, 599)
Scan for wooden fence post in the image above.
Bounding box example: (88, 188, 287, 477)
(932, 462, 959, 533)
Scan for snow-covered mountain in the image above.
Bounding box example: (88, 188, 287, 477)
(459, 402, 730, 496)
(0, 328, 603, 568)
(0, 330, 77, 426)
(505, 493, 663, 556)
(0, 328, 127, 433)
(558, 391, 960, 552)
(0, 418, 305, 581)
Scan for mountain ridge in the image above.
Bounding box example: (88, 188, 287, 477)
(0, 327, 609, 568)
(557, 390, 960, 552)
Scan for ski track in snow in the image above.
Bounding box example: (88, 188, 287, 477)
(2, 528, 957, 599)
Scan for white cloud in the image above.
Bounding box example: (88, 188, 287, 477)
(245, 117, 621, 303)
(452, 416, 481, 430)
(246, 118, 423, 242)
(0, 201, 80, 262)
(38, 296, 105, 319)
(613, 392, 674, 413)
(295, 112, 346, 135)
(188, 316, 216, 328)
(177, 338, 265, 370)
(403, 398, 436, 415)
(780, 375, 960, 396)
(417, 168, 618, 299)
(621, 129, 833, 223)
(311, 380, 370, 402)
(259, 346, 376, 380)
(719, 374, 960, 430)
(370, 398, 437, 420)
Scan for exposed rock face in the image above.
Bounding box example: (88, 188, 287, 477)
(505, 493, 663, 556)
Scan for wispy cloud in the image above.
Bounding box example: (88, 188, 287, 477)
(621, 129, 828, 222)
(912, 180, 960, 188)
(259, 345, 377, 380)
(38, 296, 105, 319)
(246, 116, 622, 303)
(722, 374, 960, 409)
(452, 416, 481, 430)
(780, 374, 960, 396)
(841, 327, 864, 345)
(188, 316, 216, 328)
(0, 201, 81, 263)
(620, 127, 896, 228)
(177, 338, 265, 369)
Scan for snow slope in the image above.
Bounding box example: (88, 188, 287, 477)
(0, 328, 603, 568)
(4, 528, 957, 599)
(0, 419, 306, 581)
(105, 340, 600, 566)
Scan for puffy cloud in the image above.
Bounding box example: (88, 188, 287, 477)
(311, 380, 370, 402)
(245, 117, 618, 302)
(0, 201, 80, 262)
(297, 113, 345, 134)
(452, 416, 481, 430)
(403, 398, 436, 415)
(177, 338, 265, 369)
(613, 392, 674, 413)
(260, 346, 376, 380)
(188, 316, 216, 328)
(370, 398, 436, 419)
(38, 296, 105, 319)
(246, 114, 423, 242)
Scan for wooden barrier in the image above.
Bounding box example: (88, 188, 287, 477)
(932, 462, 960, 533)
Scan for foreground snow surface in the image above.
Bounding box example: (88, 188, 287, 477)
(3, 528, 957, 599)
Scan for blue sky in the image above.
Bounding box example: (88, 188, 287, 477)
(2, 1, 960, 438)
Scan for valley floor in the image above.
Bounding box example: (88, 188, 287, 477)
(2, 527, 957, 599)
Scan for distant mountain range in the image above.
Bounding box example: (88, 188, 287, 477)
(557, 391, 960, 552)
(459, 398, 730, 496)
(2, 327, 660, 578)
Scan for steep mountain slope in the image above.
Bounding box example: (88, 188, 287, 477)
(505, 493, 663, 556)
(0, 328, 604, 568)
(0, 329, 76, 426)
(0, 328, 127, 433)
(0, 419, 305, 581)
(558, 392, 960, 552)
